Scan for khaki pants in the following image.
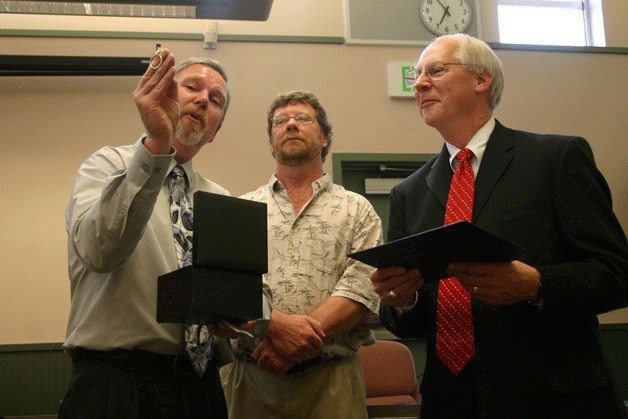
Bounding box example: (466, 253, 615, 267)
(220, 354, 367, 419)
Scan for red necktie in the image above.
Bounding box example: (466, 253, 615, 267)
(436, 148, 475, 374)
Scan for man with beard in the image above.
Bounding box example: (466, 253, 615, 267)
(60, 53, 271, 418)
(220, 90, 383, 418)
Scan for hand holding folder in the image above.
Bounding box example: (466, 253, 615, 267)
(348, 221, 534, 283)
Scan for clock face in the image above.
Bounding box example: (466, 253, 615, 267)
(420, 0, 473, 36)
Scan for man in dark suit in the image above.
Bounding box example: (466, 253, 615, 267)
(370, 34, 627, 418)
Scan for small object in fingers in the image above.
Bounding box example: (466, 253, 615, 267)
(388, 290, 398, 301)
(149, 47, 165, 69)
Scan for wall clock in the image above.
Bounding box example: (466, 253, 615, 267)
(420, 0, 473, 36)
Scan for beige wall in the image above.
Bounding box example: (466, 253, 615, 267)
(601, 0, 628, 47)
(0, 1, 626, 344)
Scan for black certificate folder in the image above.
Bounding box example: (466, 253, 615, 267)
(348, 221, 534, 282)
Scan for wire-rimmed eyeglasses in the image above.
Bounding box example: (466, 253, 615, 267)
(403, 62, 471, 85)
(271, 113, 315, 127)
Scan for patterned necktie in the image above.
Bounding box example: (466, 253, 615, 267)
(436, 148, 475, 375)
(169, 165, 212, 376)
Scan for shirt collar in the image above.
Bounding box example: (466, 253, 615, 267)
(445, 117, 495, 175)
(268, 172, 332, 195)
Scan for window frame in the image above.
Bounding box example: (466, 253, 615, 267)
(496, 0, 604, 47)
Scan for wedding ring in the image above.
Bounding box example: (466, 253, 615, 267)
(388, 290, 398, 301)
(149, 48, 164, 69)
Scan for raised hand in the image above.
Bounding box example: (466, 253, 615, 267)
(132, 48, 179, 155)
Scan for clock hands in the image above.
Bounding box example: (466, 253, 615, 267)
(436, 0, 450, 12)
(436, 0, 451, 25)
(439, 6, 450, 24)
(435, 0, 447, 9)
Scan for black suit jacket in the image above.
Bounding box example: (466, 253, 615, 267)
(380, 121, 628, 418)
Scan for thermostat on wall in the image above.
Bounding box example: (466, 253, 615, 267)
(387, 61, 415, 99)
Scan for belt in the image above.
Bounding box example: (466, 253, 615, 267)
(236, 353, 331, 376)
(285, 356, 328, 375)
(69, 347, 196, 378)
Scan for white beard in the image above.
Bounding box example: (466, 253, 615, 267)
(176, 118, 204, 146)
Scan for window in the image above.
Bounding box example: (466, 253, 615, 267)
(497, 0, 605, 47)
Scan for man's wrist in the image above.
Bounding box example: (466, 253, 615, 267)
(527, 277, 543, 307)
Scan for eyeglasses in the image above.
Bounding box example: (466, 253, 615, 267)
(403, 62, 471, 85)
(271, 113, 315, 127)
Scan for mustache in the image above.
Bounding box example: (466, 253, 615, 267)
(179, 106, 205, 127)
(283, 135, 304, 142)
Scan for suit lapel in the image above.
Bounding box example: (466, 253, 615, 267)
(426, 144, 453, 210)
(474, 121, 514, 218)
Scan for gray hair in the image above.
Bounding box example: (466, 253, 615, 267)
(267, 90, 333, 162)
(175, 57, 231, 118)
(430, 34, 504, 109)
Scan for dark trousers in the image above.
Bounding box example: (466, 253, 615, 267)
(59, 348, 228, 419)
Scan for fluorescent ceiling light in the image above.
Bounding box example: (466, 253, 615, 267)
(0, 0, 273, 19)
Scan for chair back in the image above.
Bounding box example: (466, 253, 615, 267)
(358, 340, 421, 406)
